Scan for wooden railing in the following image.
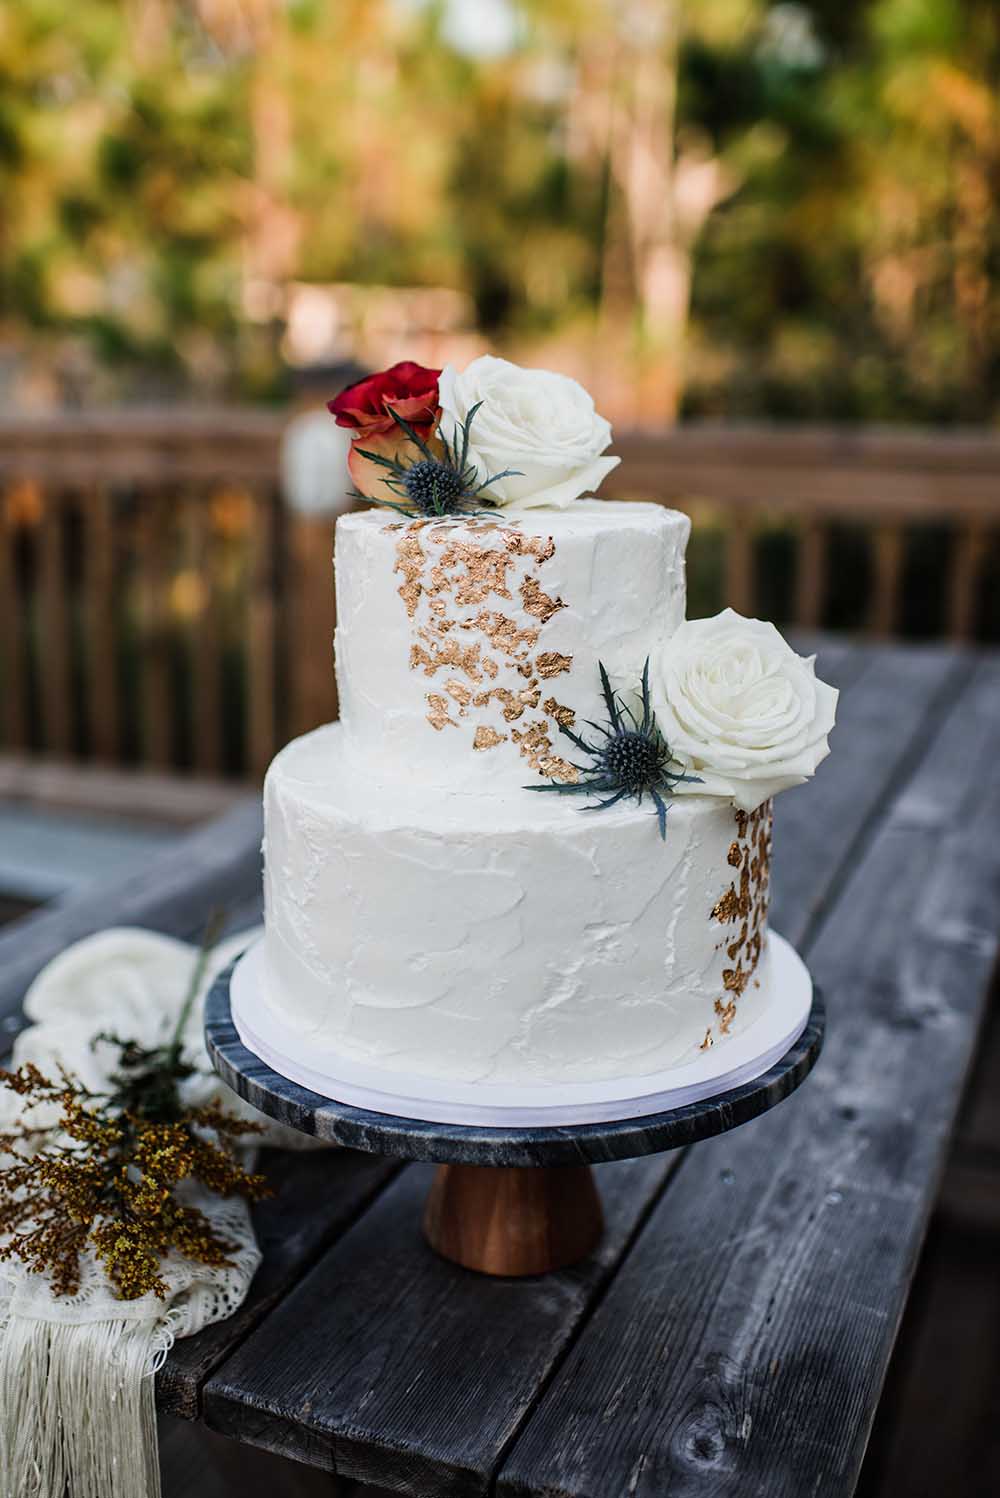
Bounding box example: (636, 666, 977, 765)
(1, 412, 998, 778)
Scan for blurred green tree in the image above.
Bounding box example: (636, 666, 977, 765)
(0, 0, 996, 421)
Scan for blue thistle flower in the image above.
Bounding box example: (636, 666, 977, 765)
(353, 402, 521, 519)
(526, 659, 700, 839)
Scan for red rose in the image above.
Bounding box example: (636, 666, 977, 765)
(329, 361, 440, 497)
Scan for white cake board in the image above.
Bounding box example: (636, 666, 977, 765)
(230, 932, 814, 1128)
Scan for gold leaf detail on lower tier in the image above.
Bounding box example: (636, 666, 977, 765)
(473, 725, 506, 751)
(722, 964, 750, 997)
(520, 575, 565, 623)
(711, 886, 742, 924)
(709, 801, 773, 1035)
(714, 997, 737, 1034)
(543, 697, 576, 729)
(482, 657, 499, 679)
(426, 694, 457, 731)
(700, 1028, 714, 1050)
(536, 651, 573, 678)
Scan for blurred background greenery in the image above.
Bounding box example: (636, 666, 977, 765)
(3, 0, 999, 425)
(2, 0, 1000, 784)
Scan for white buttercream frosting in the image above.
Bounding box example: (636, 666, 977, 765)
(262, 723, 772, 1085)
(262, 497, 777, 1088)
(334, 501, 689, 792)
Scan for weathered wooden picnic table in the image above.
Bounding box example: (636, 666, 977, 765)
(1, 637, 999, 1498)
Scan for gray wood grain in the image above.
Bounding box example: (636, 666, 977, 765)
(193, 643, 974, 1497)
(201, 1155, 684, 1496)
(157, 1149, 400, 1419)
(496, 653, 1000, 1498)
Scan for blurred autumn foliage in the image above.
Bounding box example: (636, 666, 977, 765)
(1, 0, 998, 425)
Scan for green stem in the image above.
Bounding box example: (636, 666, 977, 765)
(166, 909, 225, 1071)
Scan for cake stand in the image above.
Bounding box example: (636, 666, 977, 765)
(205, 944, 824, 1277)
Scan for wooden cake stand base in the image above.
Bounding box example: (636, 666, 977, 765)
(423, 1163, 603, 1276)
(205, 959, 824, 1278)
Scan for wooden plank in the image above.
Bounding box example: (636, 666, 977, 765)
(0, 755, 245, 825)
(246, 489, 278, 779)
(185, 495, 223, 775)
(794, 515, 825, 629)
(158, 1149, 401, 1419)
(853, 1199, 1000, 1498)
(83, 484, 120, 760)
(0, 798, 262, 1032)
(38, 489, 73, 756)
(771, 643, 961, 949)
(137, 492, 174, 769)
(287, 512, 337, 739)
(201, 1156, 684, 1495)
(497, 654, 1000, 1498)
(0, 487, 29, 750)
(867, 522, 904, 637)
(724, 509, 754, 615)
(158, 1413, 341, 1498)
(947, 519, 988, 640)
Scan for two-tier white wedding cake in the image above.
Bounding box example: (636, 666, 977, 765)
(255, 356, 837, 1095)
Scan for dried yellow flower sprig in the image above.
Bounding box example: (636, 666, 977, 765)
(0, 923, 270, 1301)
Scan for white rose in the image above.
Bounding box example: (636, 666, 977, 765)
(656, 609, 838, 811)
(438, 354, 620, 510)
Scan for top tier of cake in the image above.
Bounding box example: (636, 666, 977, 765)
(334, 499, 690, 793)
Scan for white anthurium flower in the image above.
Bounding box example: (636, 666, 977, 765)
(437, 354, 620, 510)
(656, 609, 839, 811)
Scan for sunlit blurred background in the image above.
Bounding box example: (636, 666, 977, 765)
(2, 0, 999, 790)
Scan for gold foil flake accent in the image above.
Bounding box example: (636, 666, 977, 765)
(410, 637, 483, 682)
(539, 755, 579, 782)
(714, 998, 737, 1035)
(464, 610, 539, 659)
(481, 684, 541, 723)
(723, 964, 750, 997)
(393, 519, 574, 770)
(511, 720, 579, 783)
(520, 575, 565, 623)
(426, 694, 457, 731)
(444, 679, 473, 710)
(394, 530, 426, 617)
(700, 1028, 714, 1051)
(543, 697, 576, 729)
(708, 800, 773, 1034)
(712, 886, 741, 925)
(428, 540, 514, 607)
(502, 531, 556, 563)
(536, 651, 572, 680)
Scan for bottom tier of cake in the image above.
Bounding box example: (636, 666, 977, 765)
(262, 723, 773, 1086)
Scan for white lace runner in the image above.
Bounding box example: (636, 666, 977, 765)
(0, 926, 311, 1498)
